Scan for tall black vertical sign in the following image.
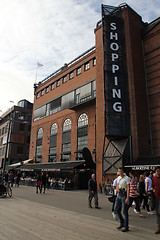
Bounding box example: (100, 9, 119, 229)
(102, 5, 130, 139)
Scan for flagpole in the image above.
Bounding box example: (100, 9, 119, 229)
(35, 62, 43, 84)
(35, 63, 38, 84)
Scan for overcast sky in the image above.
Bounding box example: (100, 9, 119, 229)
(0, 0, 159, 113)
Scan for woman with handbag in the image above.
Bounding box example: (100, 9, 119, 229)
(36, 173, 42, 194)
(128, 173, 144, 218)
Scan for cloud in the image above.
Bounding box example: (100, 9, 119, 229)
(0, 0, 159, 113)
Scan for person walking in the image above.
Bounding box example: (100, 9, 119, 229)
(128, 172, 144, 218)
(144, 172, 154, 214)
(40, 172, 47, 193)
(115, 167, 130, 232)
(88, 174, 100, 209)
(152, 167, 160, 234)
(36, 173, 42, 194)
(111, 173, 119, 220)
(138, 174, 150, 212)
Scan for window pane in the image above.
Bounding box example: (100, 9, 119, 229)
(50, 135, 57, 147)
(63, 119, 71, 132)
(50, 123, 58, 135)
(69, 72, 74, 79)
(33, 105, 46, 120)
(84, 62, 90, 70)
(51, 83, 55, 90)
(78, 113, 88, 127)
(76, 83, 91, 102)
(61, 92, 74, 109)
(37, 128, 43, 139)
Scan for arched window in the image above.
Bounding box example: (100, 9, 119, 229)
(37, 128, 43, 138)
(50, 123, 58, 135)
(63, 118, 71, 132)
(49, 123, 58, 162)
(62, 118, 71, 161)
(77, 113, 88, 160)
(78, 113, 88, 127)
(36, 128, 43, 163)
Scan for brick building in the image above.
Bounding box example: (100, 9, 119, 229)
(0, 100, 33, 168)
(29, 3, 160, 186)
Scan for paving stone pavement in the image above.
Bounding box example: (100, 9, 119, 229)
(0, 195, 159, 240)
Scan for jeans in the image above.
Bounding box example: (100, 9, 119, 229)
(155, 200, 160, 225)
(115, 195, 129, 230)
(88, 190, 98, 207)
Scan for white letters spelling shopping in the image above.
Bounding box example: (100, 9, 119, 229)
(110, 22, 122, 112)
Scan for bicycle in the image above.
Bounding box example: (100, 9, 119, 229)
(0, 181, 12, 198)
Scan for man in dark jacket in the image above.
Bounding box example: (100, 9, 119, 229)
(88, 174, 100, 209)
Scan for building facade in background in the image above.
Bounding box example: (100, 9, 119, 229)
(29, 3, 160, 185)
(0, 100, 33, 168)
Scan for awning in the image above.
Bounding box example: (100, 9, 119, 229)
(19, 160, 86, 172)
(5, 159, 34, 170)
(125, 156, 160, 170)
(6, 162, 21, 170)
(22, 159, 34, 165)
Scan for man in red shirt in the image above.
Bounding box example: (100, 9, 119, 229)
(152, 167, 160, 234)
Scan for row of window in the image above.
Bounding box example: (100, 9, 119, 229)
(0, 147, 5, 157)
(0, 146, 29, 158)
(36, 58, 96, 99)
(0, 126, 8, 136)
(34, 80, 96, 122)
(35, 113, 90, 162)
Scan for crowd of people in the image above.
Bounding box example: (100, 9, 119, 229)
(35, 173, 72, 193)
(88, 167, 160, 235)
(2, 171, 21, 187)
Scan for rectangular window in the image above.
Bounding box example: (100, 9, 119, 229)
(36, 92, 40, 99)
(62, 76, 67, 83)
(41, 89, 44, 96)
(2, 135, 7, 145)
(33, 105, 46, 121)
(76, 94, 80, 104)
(36, 145, 42, 156)
(2, 147, 6, 156)
(61, 91, 74, 109)
(76, 67, 81, 75)
(5, 126, 8, 134)
(51, 82, 55, 90)
(84, 62, 90, 71)
(62, 143, 71, 162)
(76, 82, 91, 102)
(93, 58, 96, 66)
(45, 86, 49, 93)
(49, 97, 61, 115)
(69, 72, 74, 80)
(56, 79, 60, 87)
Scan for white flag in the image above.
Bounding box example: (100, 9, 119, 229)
(37, 62, 43, 67)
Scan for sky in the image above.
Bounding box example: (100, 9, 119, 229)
(0, 0, 159, 114)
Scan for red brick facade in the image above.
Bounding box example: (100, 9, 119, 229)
(29, 4, 160, 186)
